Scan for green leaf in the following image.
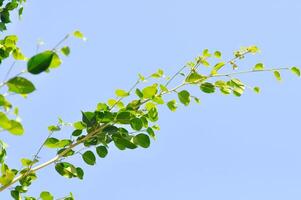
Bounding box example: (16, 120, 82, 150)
(177, 90, 190, 106)
(61, 46, 70, 56)
(0, 112, 10, 129)
(73, 121, 86, 130)
(76, 167, 84, 180)
(142, 84, 158, 98)
(40, 191, 53, 200)
(291, 67, 300, 77)
(113, 135, 137, 150)
(185, 72, 205, 83)
(82, 151, 96, 165)
(211, 62, 225, 75)
(274, 70, 281, 81)
(116, 112, 132, 124)
(253, 86, 260, 93)
(81, 111, 96, 127)
(55, 162, 79, 179)
(48, 125, 61, 132)
(12, 48, 26, 61)
(7, 77, 35, 94)
(44, 138, 71, 148)
(130, 118, 143, 131)
(115, 89, 129, 97)
(253, 63, 264, 71)
(147, 107, 159, 122)
(133, 134, 150, 148)
(233, 87, 244, 97)
(200, 82, 215, 93)
(146, 127, 156, 140)
(49, 53, 62, 69)
(214, 51, 222, 58)
(96, 146, 108, 158)
(27, 51, 55, 74)
(72, 129, 82, 137)
(7, 120, 24, 136)
(135, 88, 143, 98)
(151, 69, 164, 78)
(73, 30, 86, 40)
(167, 100, 177, 112)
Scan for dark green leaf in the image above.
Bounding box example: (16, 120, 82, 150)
(200, 82, 215, 93)
(27, 51, 55, 74)
(178, 90, 190, 106)
(96, 146, 108, 158)
(82, 151, 96, 165)
(133, 134, 150, 148)
(130, 118, 143, 131)
(167, 100, 177, 112)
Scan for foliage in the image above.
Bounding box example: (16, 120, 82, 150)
(0, 1, 299, 199)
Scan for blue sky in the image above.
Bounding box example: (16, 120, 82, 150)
(1, 0, 301, 199)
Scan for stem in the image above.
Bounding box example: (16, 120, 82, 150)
(164, 65, 187, 87)
(0, 124, 108, 192)
(210, 67, 290, 78)
(52, 34, 70, 51)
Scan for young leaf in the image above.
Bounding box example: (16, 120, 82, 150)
(253, 86, 260, 93)
(214, 51, 222, 58)
(115, 89, 129, 97)
(142, 84, 158, 98)
(73, 30, 86, 40)
(40, 191, 54, 200)
(291, 67, 300, 77)
(253, 63, 264, 71)
(273, 70, 281, 81)
(61, 46, 70, 56)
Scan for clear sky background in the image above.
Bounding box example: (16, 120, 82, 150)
(1, 0, 301, 199)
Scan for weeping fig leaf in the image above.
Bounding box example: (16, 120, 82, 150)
(27, 51, 55, 74)
(115, 89, 129, 97)
(130, 118, 143, 131)
(291, 67, 300, 77)
(185, 72, 204, 83)
(253, 63, 264, 71)
(133, 134, 150, 148)
(253, 86, 260, 93)
(61, 46, 70, 56)
(55, 162, 79, 179)
(96, 146, 108, 158)
(211, 62, 225, 75)
(273, 70, 281, 81)
(82, 151, 96, 165)
(7, 77, 35, 94)
(178, 90, 190, 106)
(214, 51, 222, 58)
(200, 82, 215, 93)
(40, 191, 54, 200)
(73, 30, 86, 40)
(167, 100, 177, 112)
(7, 120, 24, 136)
(142, 84, 158, 98)
(49, 53, 62, 69)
